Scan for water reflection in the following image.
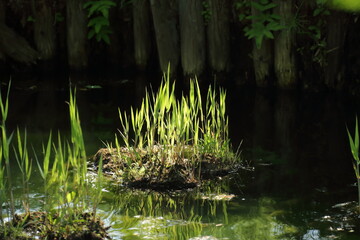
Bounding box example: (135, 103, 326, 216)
(2, 75, 360, 239)
(94, 177, 303, 240)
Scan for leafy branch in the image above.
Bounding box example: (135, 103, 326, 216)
(236, 0, 284, 49)
(84, 0, 116, 44)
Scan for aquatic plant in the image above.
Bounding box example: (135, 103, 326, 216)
(94, 65, 240, 189)
(0, 81, 15, 220)
(1, 85, 109, 239)
(14, 128, 32, 214)
(346, 117, 360, 208)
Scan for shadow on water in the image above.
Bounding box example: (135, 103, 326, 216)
(1, 73, 360, 239)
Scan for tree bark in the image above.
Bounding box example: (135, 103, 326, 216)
(33, 0, 56, 60)
(0, 24, 39, 64)
(150, 0, 179, 73)
(207, 0, 230, 72)
(133, 0, 151, 70)
(179, 0, 205, 76)
(66, 0, 88, 70)
(274, 0, 296, 89)
(0, 0, 5, 62)
(324, 11, 348, 90)
(251, 5, 273, 87)
(253, 39, 272, 87)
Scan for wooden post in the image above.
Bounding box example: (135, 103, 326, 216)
(33, 0, 56, 60)
(150, 0, 179, 73)
(274, 0, 297, 89)
(66, 0, 88, 70)
(0, 0, 5, 63)
(179, 0, 205, 76)
(324, 11, 349, 90)
(133, 0, 151, 70)
(251, 4, 273, 87)
(0, 24, 38, 64)
(207, 0, 230, 73)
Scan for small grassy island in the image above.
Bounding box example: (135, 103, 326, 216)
(0, 69, 241, 239)
(91, 69, 241, 190)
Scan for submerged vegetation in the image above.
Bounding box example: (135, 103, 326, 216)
(0, 84, 110, 239)
(92, 66, 241, 189)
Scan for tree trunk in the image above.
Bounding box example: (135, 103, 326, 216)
(179, 0, 205, 76)
(274, 0, 296, 89)
(133, 0, 151, 70)
(324, 11, 348, 90)
(0, 24, 39, 64)
(207, 0, 230, 73)
(251, 5, 272, 87)
(33, 0, 56, 60)
(66, 0, 88, 70)
(150, 0, 179, 73)
(253, 39, 272, 87)
(0, 0, 5, 62)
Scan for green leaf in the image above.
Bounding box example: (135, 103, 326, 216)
(96, 34, 102, 42)
(83, 1, 96, 9)
(313, 8, 322, 16)
(267, 21, 284, 31)
(238, 13, 246, 21)
(88, 29, 96, 39)
(255, 35, 263, 49)
(263, 29, 274, 39)
(270, 14, 281, 20)
(100, 8, 109, 18)
(95, 23, 102, 33)
(251, 1, 277, 12)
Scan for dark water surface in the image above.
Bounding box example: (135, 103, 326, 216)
(1, 74, 360, 239)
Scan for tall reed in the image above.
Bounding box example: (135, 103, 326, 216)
(14, 128, 32, 214)
(0, 144, 4, 225)
(0, 82, 15, 218)
(36, 88, 90, 220)
(346, 117, 360, 208)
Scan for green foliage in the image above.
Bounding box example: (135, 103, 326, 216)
(236, 0, 284, 49)
(84, 0, 117, 44)
(202, 0, 212, 25)
(26, 15, 35, 22)
(54, 12, 65, 23)
(346, 117, 360, 208)
(329, 0, 360, 11)
(296, 0, 331, 67)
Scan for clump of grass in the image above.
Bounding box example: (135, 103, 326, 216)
(346, 117, 360, 209)
(1, 85, 109, 239)
(94, 66, 240, 189)
(0, 81, 15, 221)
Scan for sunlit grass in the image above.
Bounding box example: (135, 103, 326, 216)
(96, 65, 240, 188)
(1, 85, 108, 239)
(0, 81, 15, 220)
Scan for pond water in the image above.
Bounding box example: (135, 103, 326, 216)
(1, 73, 360, 239)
